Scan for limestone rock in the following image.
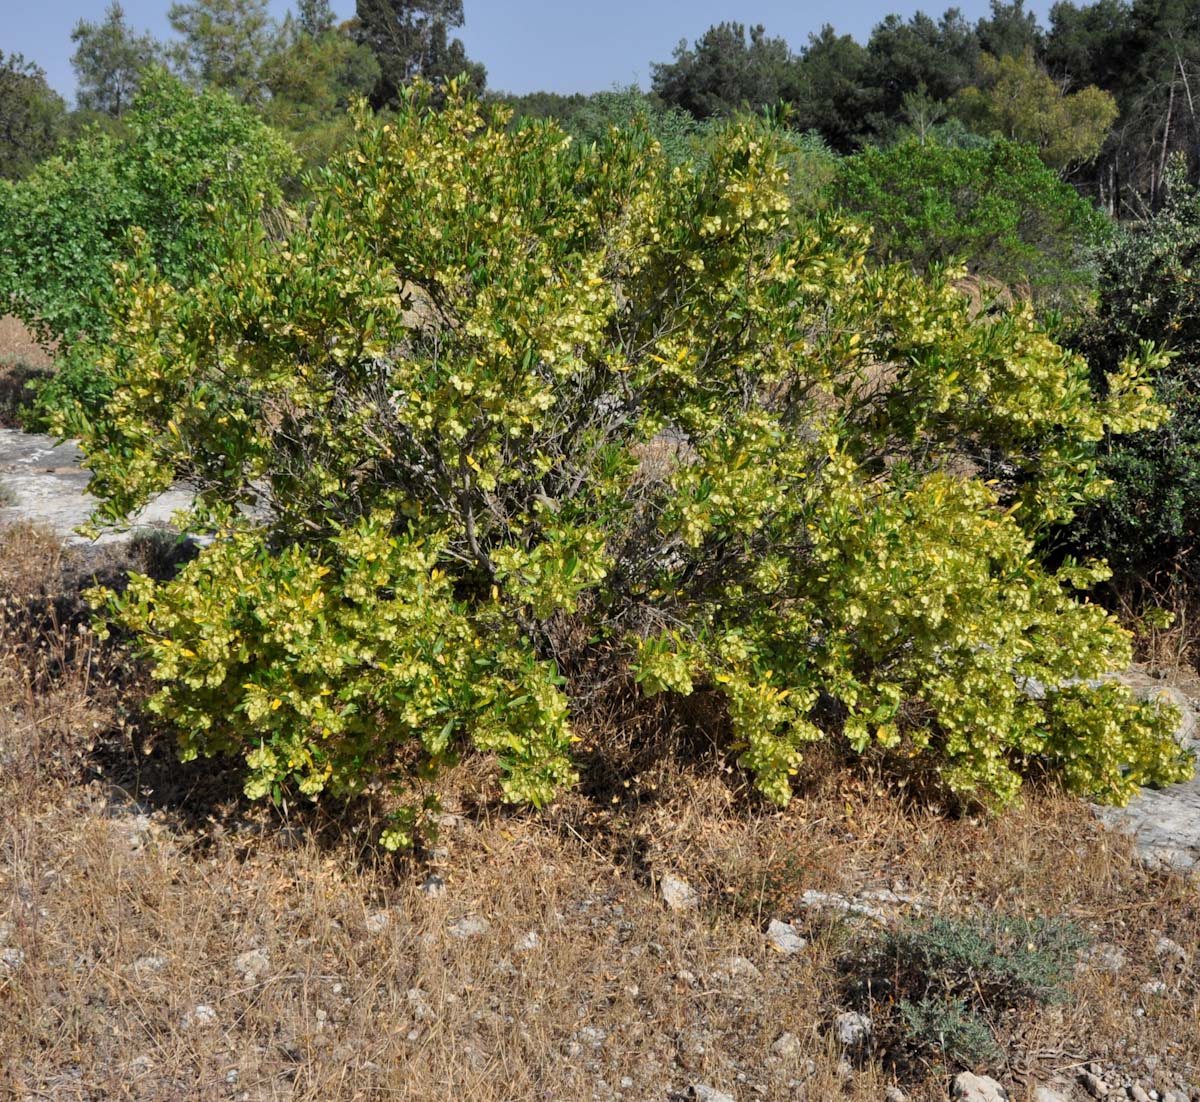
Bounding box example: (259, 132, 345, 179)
(447, 914, 490, 939)
(833, 1011, 872, 1047)
(688, 1085, 735, 1102)
(660, 873, 700, 912)
(765, 918, 806, 954)
(233, 948, 270, 980)
(951, 1072, 1009, 1102)
(771, 1032, 802, 1060)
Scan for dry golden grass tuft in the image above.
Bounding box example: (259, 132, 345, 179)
(1, 520, 1198, 1102)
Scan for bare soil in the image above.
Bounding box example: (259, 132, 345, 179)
(0, 315, 54, 429)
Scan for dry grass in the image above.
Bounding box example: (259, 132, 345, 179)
(1, 519, 1198, 1102)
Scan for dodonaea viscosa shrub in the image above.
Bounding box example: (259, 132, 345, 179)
(81, 83, 1188, 844)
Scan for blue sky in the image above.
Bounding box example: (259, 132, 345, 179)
(9, 0, 1055, 105)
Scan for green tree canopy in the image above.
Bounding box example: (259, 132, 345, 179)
(352, 0, 484, 108)
(71, 2, 163, 118)
(261, 13, 380, 133)
(976, 0, 1044, 58)
(792, 25, 872, 151)
(861, 8, 981, 126)
(167, 0, 275, 102)
(0, 52, 67, 179)
(955, 50, 1118, 173)
(651, 21, 802, 120)
(1042, 0, 1200, 210)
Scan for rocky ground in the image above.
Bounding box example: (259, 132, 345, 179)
(0, 427, 192, 543)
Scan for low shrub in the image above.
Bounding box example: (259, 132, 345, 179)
(833, 138, 1111, 306)
(852, 912, 1090, 1069)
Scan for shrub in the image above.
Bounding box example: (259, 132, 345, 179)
(0, 67, 295, 427)
(833, 138, 1111, 306)
(897, 996, 999, 1067)
(1057, 157, 1200, 588)
(855, 912, 1089, 1068)
(78, 84, 1188, 843)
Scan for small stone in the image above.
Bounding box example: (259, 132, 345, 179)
(798, 889, 888, 923)
(514, 930, 540, 952)
(127, 1054, 154, 1075)
(836, 1059, 854, 1082)
(1032, 1087, 1069, 1102)
(130, 954, 167, 976)
(1131, 1086, 1152, 1102)
(620, 1077, 634, 1090)
(1141, 980, 1169, 996)
(951, 1072, 1009, 1102)
(447, 914, 490, 939)
(1154, 936, 1186, 962)
(765, 919, 806, 955)
(688, 1085, 735, 1102)
(676, 969, 697, 986)
(406, 988, 433, 1021)
(725, 955, 762, 980)
(660, 873, 699, 912)
(885, 1089, 908, 1102)
(833, 1011, 872, 1047)
(771, 1032, 803, 1060)
(421, 874, 446, 898)
(576, 1026, 607, 1047)
(182, 1004, 217, 1029)
(1086, 943, 1127, 975)
(1078, 1071, 1110, 1099)
(1, 947, 26, 970)
(365, 910, 391, 935)
(233, 948, 270, 979)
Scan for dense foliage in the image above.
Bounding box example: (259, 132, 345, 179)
(833, 138, 1110, 303)
(953, 50, 1118, 174)
(0, 70, 294, 418)
(1060, 158, 1200, 583)
(69, 86, 1188, 843)
(0, 52, 67, 179)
